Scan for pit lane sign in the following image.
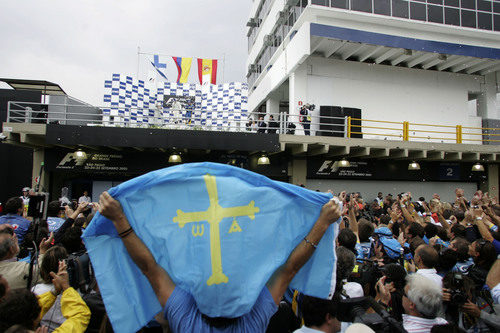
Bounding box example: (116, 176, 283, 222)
(310, 160, 373, 178)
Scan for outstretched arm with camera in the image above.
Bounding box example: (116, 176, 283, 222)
(54, 202, 89, 245)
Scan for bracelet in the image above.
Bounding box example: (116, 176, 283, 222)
(304, 237, 318, 249)
(118, 227, 133, 238)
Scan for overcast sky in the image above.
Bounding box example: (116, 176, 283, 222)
(0, 1, 252, 106)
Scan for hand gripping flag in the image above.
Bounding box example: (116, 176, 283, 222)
(197, 58, 217, 84)
(82, 162, 340, 333)
(172, 56, 192, 83)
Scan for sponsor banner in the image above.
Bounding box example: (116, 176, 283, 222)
(308, 158, 479, 182)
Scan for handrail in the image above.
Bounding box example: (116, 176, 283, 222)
(409, 122, 457, 128)
(5, 100, 499, 145)
(350, 117, 403, 125)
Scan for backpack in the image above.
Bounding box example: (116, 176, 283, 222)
(67, 251, 95, 294)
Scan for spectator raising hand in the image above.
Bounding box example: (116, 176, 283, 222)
(50, 260, 70, 295)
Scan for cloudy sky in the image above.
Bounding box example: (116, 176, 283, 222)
(0, 1, 252, 105)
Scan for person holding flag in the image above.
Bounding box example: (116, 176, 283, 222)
(98, 191, 341, 332)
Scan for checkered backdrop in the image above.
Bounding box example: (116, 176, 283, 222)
(103, 74, 248, 131)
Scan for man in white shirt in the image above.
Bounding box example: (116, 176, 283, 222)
(293, 295, 341, 333)
(402, 274, 447, 332)
(78, 191, 91, 204)
(410, 244, 443, 288)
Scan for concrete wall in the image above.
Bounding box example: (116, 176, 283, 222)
(299, 57, 485, 143)
(49, 95, 101, 126)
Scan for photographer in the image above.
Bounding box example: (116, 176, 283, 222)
(466, 239, 496, 292)
(442, 272, 497, 332)
(375, 264, 407, 321)
(299, 104, 312, 136)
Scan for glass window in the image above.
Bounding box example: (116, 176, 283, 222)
(428, 5, 444, 23)
(444, 0, 459, 7)
(331, 0, 348, 9)
(461, 9, 476, 27)
(351, 0, 373, 12)
(311, 0, 330, 6)
(410, 2, 427, 21)
(460, 0, 475, 10)
(392, 0, 409, 18)
(412, 0, 426, 2)
(478, 12, 492, 30)
(374, 0, 391, 15)
(477, 0, 492, 12)
(494, 14, 500, 31)
(428, 0, 442, 4)
(494, 2, 500, 14)
(445, 7, 460, 25)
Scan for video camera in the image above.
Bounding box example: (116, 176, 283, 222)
(337, 296, 407, 333)
(27, 192, 49, 220)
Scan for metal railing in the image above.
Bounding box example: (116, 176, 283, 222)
(5, 101, 499, 144)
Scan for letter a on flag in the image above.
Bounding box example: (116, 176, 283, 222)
(82, 162, 340, 333)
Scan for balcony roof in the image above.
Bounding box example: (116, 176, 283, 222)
(310, 23, 500, 75)
(0, 78, 67, 96)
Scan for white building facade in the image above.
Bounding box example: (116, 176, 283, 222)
(246, 0, 500, 140)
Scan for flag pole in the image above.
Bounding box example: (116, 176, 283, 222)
(137, 46, 141, 80)
(222, 53, 226, 83)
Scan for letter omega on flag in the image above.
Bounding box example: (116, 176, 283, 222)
(173, 174, 260, 285)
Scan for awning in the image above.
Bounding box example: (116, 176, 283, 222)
(0, 78, 66, 96)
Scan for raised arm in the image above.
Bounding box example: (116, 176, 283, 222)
(266, 199, 341, 305)
(399, 195, 416, 224)
(347, 197, 359, 241)
(99, 191, 175, 307)
(472, 208, 494, 242)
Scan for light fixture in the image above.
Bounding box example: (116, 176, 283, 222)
(74, 149, 86, 160)
(168, 153, 182, 163)
(472, 163, 484, 172)
(408, 161, 421, 170)
(257, 155, 270, 165)
(338, 158, 350, 168)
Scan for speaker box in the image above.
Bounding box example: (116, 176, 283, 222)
(319, 106, 343, 137)
(318, 106, 362, 138)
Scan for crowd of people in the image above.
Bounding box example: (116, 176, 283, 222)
(245, 103, 314, 136)
(0, 184, 499, 332)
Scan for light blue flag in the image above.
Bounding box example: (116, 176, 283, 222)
(82, 162, 339, 333)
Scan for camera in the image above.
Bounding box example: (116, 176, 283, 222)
(337, 297, 406, 333)
(448, 273, 467, 305)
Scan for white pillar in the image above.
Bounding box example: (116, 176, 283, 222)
(32, 148, 48, 192)
(488, 164, 499, 200)
(266, 93, 280, 118)
(477, 73, 498, 119)
(288, 65, 308, 135)
(290, 158, 307, 186)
